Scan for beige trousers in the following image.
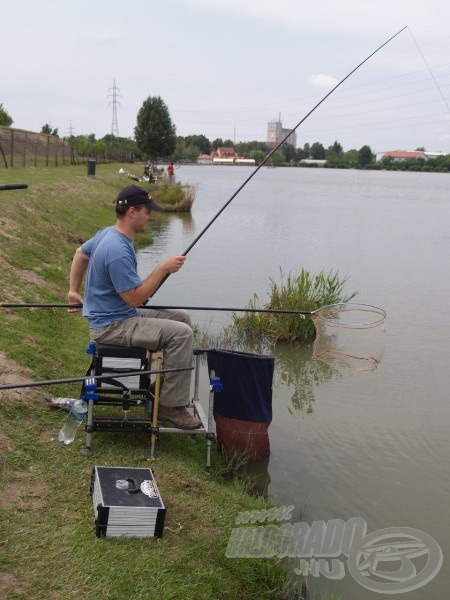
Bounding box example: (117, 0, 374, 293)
(89, 308, 193, 408)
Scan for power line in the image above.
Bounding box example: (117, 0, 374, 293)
(66, 120, 75, 137)
(408, 27, 450, 113)
(108, 79, 121, 137)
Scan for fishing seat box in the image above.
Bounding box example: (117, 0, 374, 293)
(88, 343, 151, 399)
(90, 466, 166, 537)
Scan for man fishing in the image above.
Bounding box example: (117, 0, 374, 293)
(67, 184, 201, 430)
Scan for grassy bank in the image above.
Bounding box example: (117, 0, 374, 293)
(0, 165, 293, 599)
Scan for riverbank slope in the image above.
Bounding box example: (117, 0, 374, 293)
(0, 164, 291, 600)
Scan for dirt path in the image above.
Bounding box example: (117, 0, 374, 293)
(0, 351, 41, 402)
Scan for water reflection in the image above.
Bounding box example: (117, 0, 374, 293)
(138, 212, 196, 255)
(157, 212, 195, 238)
(273, 343, 339, 415)
(194, 311, 343, 418)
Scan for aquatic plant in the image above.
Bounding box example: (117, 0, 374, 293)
(231, 268, 357, 344)
(149, 180, 195, 212)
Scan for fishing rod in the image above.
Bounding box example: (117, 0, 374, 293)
(2, 31, 406, 322)
(0, 183, 28, 191)
(0, 366, 192, 392)
(0, 302, 312, 315)
(153, 26, 407, 293)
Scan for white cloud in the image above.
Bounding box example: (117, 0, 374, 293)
(309, 74, 338, 88)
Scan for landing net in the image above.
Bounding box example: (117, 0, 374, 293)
(311, 303, 386, 372)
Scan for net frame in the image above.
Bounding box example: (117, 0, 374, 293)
(311, 302, 386, 371)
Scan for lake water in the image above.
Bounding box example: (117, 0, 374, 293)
(139, 165, 450, 599)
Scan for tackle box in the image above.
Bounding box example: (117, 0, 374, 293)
(90, 465, 166, 537)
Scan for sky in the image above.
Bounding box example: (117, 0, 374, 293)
(2, 0, 450, 154)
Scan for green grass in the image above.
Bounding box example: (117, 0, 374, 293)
(0, 164, 293, 600)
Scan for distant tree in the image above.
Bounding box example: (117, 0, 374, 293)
(358, 145, 374, 167)
(211, 138, 224, 149)
(327, 141, 343, 156)
(0, 104, 13, 126)
(248, 149, 266, 164)
(235, 140, 269, 156)
(282, 143, 297, 163)
(101, 134, 137, 155)
(135, 96, 176, 159)
(41, 123, 59, 136)
(172, 137, 202, 162)
(270, 150, 285, 166)
(343, 149, 359, 166)
(184, 134, 211, 154)
(223, 139, 234, 147)
(310, 142, 326, 160)
(295, 147, 309, 161)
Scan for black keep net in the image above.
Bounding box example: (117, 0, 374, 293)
(207, 349, 275, 422)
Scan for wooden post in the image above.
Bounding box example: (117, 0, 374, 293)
(10, 128, 14, 168)
(34, 134, 39, 167)
(0, 140, 8, 168)
(45, 134, 50, 167)
(23, 131, 27, 167)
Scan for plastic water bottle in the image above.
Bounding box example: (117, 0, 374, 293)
(58, 399, 88, 445)
(45, 395, 75, 411)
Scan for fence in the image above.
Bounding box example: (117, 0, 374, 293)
(0, 126, 135, 169)
(0, 126, 77, 168)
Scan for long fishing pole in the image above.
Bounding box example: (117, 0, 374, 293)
(184, 28, 407, 256)
(0, 366, 192, 392)
(0, 302, 312, 315)
(1, 30, 406, 309)
(153, 26, 406, 293)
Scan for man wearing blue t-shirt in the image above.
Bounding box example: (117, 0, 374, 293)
(67, 184, 200, 429)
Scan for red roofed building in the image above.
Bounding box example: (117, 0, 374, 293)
(211, 146, 237, 165)
(376, 150, 428, 162)
(197, 146, 255, 166)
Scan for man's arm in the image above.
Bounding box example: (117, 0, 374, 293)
(119, 254, 186, 308)
(67, 246, 90, 312)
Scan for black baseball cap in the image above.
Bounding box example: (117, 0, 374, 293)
(116, 185, 164, 211)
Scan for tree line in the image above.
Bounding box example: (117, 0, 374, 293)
(3, 97, 450, 172)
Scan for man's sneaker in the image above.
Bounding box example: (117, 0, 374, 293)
(157, 405, 202, 430)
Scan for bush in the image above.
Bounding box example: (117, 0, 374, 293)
(230, 268, 357, 344)
(150, 181, 195, 212)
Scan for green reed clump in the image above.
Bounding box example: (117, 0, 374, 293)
(231, 268, 357, 344)
(149, 181, 195, 212)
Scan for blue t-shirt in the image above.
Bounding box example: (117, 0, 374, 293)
(81, 226, 142, 328)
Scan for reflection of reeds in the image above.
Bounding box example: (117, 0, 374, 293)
(192, 317, 339, 416)
(274, 343, 339, 415)
(215, 447, 271, 499)
(192, 294, 344, 417)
